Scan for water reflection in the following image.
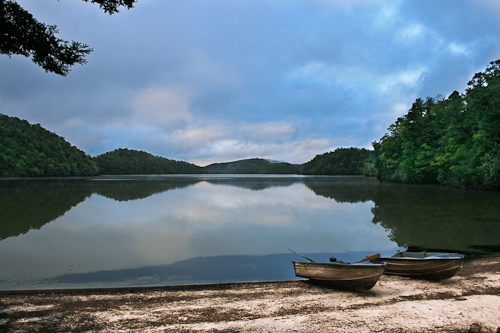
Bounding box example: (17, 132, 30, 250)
(0, 176, 308, 240)
(370, 184, 500, 254)
(0, 179, 92, 240)
(303, 176, 381, 203)
(303, 178, 500, 254)
(47, 252, 387, 288)
(1, 175, 499, 290)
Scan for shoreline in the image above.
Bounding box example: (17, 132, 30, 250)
(0, 279, 301, 297)
(1, 257, 499, 332)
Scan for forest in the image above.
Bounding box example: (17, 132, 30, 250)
(93, 148, 204, 175)
(203, 158, 301, 174)
(0, 114, 99, 177)
(302, 148, 374, 176)
(0, 119, 302, 176)
(373, 60, 500, 189)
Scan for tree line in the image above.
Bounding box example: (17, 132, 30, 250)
(204, 158, 301, 174)
(95, 153, 303, 175)
(0, 116, 304, 176)
(94, 148, 204, 175)
(1, 60, 498, 185)
(302, 147, 374, 176)
(1, 0, 498, 187)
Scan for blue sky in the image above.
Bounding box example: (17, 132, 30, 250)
(1, 0, 500, 166)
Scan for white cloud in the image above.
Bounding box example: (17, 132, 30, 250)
(373, 1, 403, 29)
(174, 124, 226, 145)
(189, 136, 335, 166)
(396, 23, 426, 43)
(133, 86, 191, 119)
(447, 42, 469, 56)
(170, 121, 295, 150)
(289, 61, 425, 95)
(247, 122, 294, 138)
(378, 68, 425, 93)
(3, 0, 500, 167)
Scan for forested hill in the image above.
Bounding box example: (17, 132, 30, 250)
(302, 148, 374, 175)
(93, 149, 204, 175)
(204, 158, 301, 174)
(0, 114, 301, 176)
(373, 60, 500, 189)
(0, 114, 99, 177)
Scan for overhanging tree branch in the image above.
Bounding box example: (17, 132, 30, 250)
(0, 0, 137, 75)
(83, 0, 136, 14)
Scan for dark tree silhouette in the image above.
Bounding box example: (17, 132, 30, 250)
(0, 0, 136, 75)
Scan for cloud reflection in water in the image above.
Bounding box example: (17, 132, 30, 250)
(0, 176, 398, 290)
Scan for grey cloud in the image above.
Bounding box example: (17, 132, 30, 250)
(2, 0, 500, 164)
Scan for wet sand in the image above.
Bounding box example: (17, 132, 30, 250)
(1, 257, 499, 332)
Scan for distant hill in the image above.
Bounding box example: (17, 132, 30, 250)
(203, 158, 301, 174)
(0, 114, 99, 177)
(1, 114, 364, 177)
(93, 148, 204, 175)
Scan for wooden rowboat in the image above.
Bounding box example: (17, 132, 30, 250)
(371, 251, 465, 280)
(292, 261, 386, 291)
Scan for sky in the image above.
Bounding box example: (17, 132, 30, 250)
(1, 0, 500, 166)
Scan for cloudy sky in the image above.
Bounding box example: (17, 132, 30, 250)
(1, 0, 500, 166)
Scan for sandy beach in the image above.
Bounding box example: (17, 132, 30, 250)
(1, 256, 499, 332)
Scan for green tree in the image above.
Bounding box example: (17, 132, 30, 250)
(373, 60, 500, 189)
(1, 0, 136, 75)
(203, 158, 300, 174)
(0, 114, 99, 177)
(302, 148, 372, 175)
(93, 148, 204, 175)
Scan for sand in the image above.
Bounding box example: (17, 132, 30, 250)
(1, 257, 499, 332)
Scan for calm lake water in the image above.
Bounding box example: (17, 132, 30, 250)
(1, 175, 499, 290)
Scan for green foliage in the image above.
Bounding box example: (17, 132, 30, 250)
(1, 0, 93, 75)
(93, 148, 204, 175)
(203, 158, 301, 174)
(374, 60, 500, 189)
(302, 147, 373, 175)
(0, 115, 300, 177)
(362, 153, 378, 177)
(82, 0, 136, 14)
(0, 114, 99, 177)
(267, 162, 302, 174)
(1, 0, 136, 75)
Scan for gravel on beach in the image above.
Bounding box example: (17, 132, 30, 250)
(1, 257, 499, 333)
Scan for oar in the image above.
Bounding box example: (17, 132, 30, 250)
(354, 253, 380, 263)
(288, 248, 316, 263)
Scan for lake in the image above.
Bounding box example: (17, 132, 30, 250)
(1, 175, 499, 290)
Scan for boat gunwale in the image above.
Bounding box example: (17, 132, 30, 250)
(380, 257, 464, 261)
(292, 261, 386, 268)
(373, 251, 465, 280)
(381, 252, 465, 261)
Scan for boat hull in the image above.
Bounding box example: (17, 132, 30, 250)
(292, 262, 385, 291)
(374, 252, 465, 280)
